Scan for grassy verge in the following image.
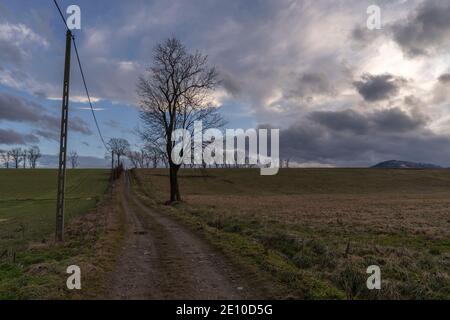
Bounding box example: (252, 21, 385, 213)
(0, 170, 125, 299)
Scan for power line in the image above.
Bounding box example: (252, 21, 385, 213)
(53, 0, 68, 30)
(52, 0, 109, 151)
(72, 37, 109, 150)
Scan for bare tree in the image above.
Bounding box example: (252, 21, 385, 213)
(128, 147, 162, 169)
(69, 150, 79, 169)
(107, 138, 130, 167)
(0, 150, 5, 168)
(27, 146, 41, 169)
(10, 148, 23, 169)
(22, 149, 27, 168)
(0, 150, 11, 169)
(127, 150, 144, 169)
(144, 143, 166, 168)
(137, 37, 224, 202)
(127, 151, 138, 168)
(142, 149, 153, 168)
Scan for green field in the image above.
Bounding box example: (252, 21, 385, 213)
(0, 169, 110, 299)
(0, 169, 109, 249)
(134, 168, 450, 299)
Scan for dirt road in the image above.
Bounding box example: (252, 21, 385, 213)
(107, 172, 254, 299)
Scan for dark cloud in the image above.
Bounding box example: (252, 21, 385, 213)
(290, 72, 335, 99)
(34, 129, 58, 141)
(0, 92, 92, 135)
(279, 108, 447, 167)
(391, 2, 450, 57)
(220, 72, 241, 97)
(70, 117, 92, 135)
(353, 73, 406, 102)
(370, 108, 427, 133)
(350, 25, 383, 47)
(438, 73, 450, 84)
(0, 128, 39, 145)
(0, 92, 42, 123)
(351, 26, 371, 43)
(309, 108, 426, 135)
(309, 110, 368, 134)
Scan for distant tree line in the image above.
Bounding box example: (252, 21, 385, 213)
(0, 146, 41, 169)
(126, 145, 166, 169)
(105, 137, 166, 169)
(124, 142, 279, 170)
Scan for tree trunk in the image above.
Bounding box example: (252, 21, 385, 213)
(169, 166, 177, 202)
(169, 165, 181, 202)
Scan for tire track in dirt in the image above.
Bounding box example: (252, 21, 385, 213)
(107, 172, 253, 299)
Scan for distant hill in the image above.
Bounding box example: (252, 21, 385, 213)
(371, 160, 442, 169)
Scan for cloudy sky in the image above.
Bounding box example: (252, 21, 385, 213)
(1, 0, 450, 167)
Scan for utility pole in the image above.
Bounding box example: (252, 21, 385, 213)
(55, 30, 72, 242)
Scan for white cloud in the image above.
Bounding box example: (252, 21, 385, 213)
(0, 23, 49, 47)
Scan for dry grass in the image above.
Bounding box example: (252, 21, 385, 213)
(135, 168, 450, 299)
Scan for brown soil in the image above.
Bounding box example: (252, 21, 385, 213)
(106, 172, 256, 299)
